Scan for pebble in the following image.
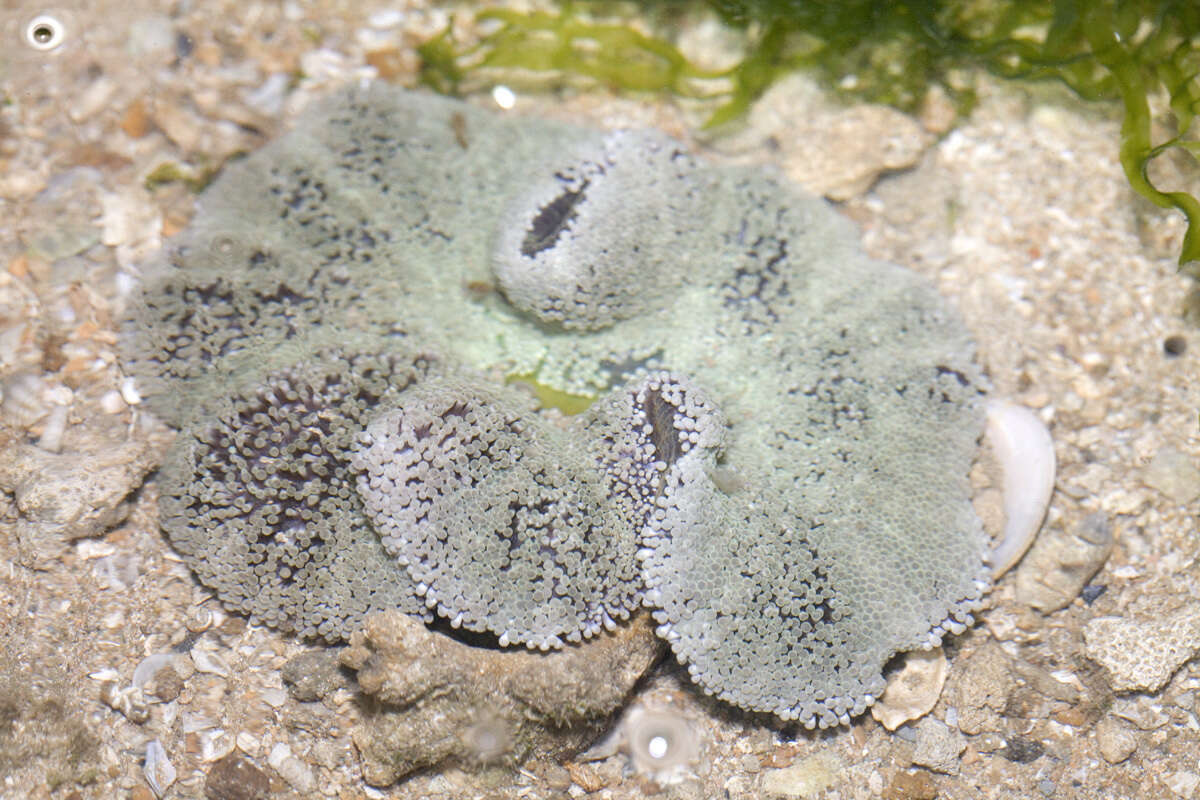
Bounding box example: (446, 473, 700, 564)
(149, 667, 184, 703)
(204, 752, 272, 800)
(242, 72, 290, 117)
(1094, 716, 1138, 763)
(93, 552, 141, 591)
(540, 762, 573, 792)
(950, 643, 1012, 735)
(1168, 771, 1200, 798)
(910, 718, 966, 775)
(367, 8, 405, 28)
(1011, 660, 1079, 703)
(972, 733, 1007, 754)
(100, 389, 126, 413)
(75, 539, 117, 559)
(119, 376, 142, 405)
(566, 762, 605, 792)
(100, 681, 150, 723)
(1083, 605, 1200, 693)
(99, 189, 164, 268)
(882, 770, 938, 800)
(725, 775, 754, 798)
(759, 752, 841, 799)
(233, 732, 260, 756)
(24, 169, 104, 260)
(998, 735, 1044, 764)
(268, 742, 315, 793)
(1110, 696, 1171, 730)
(1015, 512, 1112, 613)
(0, 424, 169, 564)
(191, 647, 231, 677)
(871, 647, 949, 731)
(343, 610, 661, 786)
(281, 650, 345, 702)
(1050, 706, 1090, 728)
(126, 15, 175, 59)
(1100, 487, 1150, 515)
(2, 372, 49, 427)
(1142, 447, 1200, 505)
(199, 729, 235, 762)
(120, 98, 152, 138)
(182, 711, 219, 734)
(69, 77, 119, 123)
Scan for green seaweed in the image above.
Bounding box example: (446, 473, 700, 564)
(417, 0, 1200, 266)
(418, 6, 730, 102)
(144, 161, 215, 193)
(505, 372, 597, 415)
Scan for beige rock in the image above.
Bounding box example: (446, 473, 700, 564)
(709, 74, 932, 201)
(760, 752, 842, 799)
(0, 420, 173, 566)
(910, 718, 966, 775)
(779, 103, 932, 200)
(1083, 606, 1200, 693)
(871, 647, 949, 731)
(1015, 512, 1112, 613)
(1110, 695, 1171, 731)
(1094, 716, 1138, 764)
(1142, 447, 1200, 505)
(950, 643, 1013, 735)
(341, 610, 663, 787)
(1167, 771, 1200, 798)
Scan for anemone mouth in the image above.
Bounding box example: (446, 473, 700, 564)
(491, 129, 701, 332)
(520, 178, 590, 258)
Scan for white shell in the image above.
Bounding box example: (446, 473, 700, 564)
(144, 739, 177, 798)
(985, 399, 1056, 578)
(132, 653, 174, 689)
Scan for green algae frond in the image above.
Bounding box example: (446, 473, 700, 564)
(418, 0, 1200, 266)
(505, 373, 597, 415)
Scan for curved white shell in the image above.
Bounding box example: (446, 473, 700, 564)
(985, 399, 1056, 578)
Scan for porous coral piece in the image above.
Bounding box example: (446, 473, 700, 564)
(1083, 602, 1200, 693)
(0, 418, 172, 566)
(492, 130, 704, 330)
(159, 338, 435, 641)
(353, 377, 642, 649)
